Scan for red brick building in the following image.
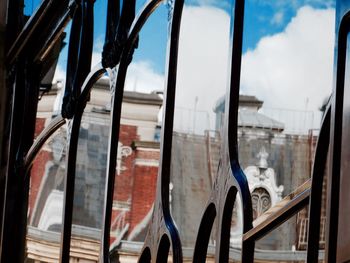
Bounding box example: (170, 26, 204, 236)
(26, 80, 162, 261)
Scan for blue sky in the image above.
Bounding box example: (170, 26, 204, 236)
(25, 0, 336, 133)
(243, 0, 334, 51)
(24, 0, 335, 71)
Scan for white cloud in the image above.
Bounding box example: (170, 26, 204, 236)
(174, 5, 230, 132)
(53, 4, 335, 134)
(256, 0, 334, 10)
(172, 5, 335, 133)
(125, 61, 164, 93)
(188, 0, 230, 8)
(271, 11, 284, 25)
(241, 6, 335, 114)
(53, 64, 66, 83)
(91, 52, 102, 69)
(51, 4, 232, 135)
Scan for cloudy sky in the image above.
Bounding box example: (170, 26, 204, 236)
(25, 0, 336, 133)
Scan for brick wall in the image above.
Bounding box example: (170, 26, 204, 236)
(29, 118, 50, 218)
(128, 162, 158, 235)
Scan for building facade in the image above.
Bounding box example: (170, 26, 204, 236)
(26, 79, 323, 262)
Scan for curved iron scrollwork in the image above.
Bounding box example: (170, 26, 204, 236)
(102, 0, 137, 69)
(192, 1, 254, 262)
(137, 0, 184, 262)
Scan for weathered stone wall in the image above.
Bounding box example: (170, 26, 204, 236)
(73, 122, 110, 228)
(170, 132, 212, 247)
(238, 129, 313, 250)
(238, 129, 312, 196)
(170, 129, 313, 250)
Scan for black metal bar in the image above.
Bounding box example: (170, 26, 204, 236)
(105, 0, 120, 44)
(219, 187, 238, 262)
(325, 10, 350, 263)
(0, 0, 20, 247)
(193, 204, 217, 262)
(0, 0, 343, 262)
(137, 0, 184, 261)
(60, 2, 96, 258)
(62, 3, 82, 119)
(1, 59, 41, 262)
(62, 0, 94, 119)
(102, 0, 137, 68)
(101, 1, 173, 261)
(225, 0, 254, 261)
(34, 1, 77, 62)
(243, 186, 310, 242)
(0, 59, 26, 261)
(192, 0, 252, 262)
(306, 105, 331, 262)
(6, 0, 72, 66)
(60, 65, 106, 262)
(157, 2, 184, 261)
(23, 116, 66, 176)
(102, 0, 120, 68)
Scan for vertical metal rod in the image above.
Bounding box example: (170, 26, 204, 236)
(101, 1, 172, 262)
(60, 1, 94, 261)
(60, 116, 81, 263)
(137, 0, 185, 261)
(1, 59, 41, 262)
(0, 2, 24, 245)
(225, 0, 254, 261)
(149, 0, 185, 260)
(60, 65, 106, 262)
(0, 0, 10, 248)
(325, 11, 350, 262)
(306, 106, 330, 262)
(105, 0, 120, 44)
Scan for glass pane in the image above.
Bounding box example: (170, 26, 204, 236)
(223, 203, 327, 262)
(237, 0, 335, 202)
(26, 125, 68, 261)
(170, 0, 233, 259)
(206, 218, 218, 262)
(25, 16, 71, 260)
(24, 0, 42, 16)
(253, 210, 310, 262)
(68, 85, 112, 260)
(109, 3, 168, 260)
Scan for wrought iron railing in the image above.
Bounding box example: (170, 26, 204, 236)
(1, 0, 349, 262)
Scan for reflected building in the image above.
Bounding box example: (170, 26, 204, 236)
(169, 94, 320, 257)
(27, 79, 162, 262)
(27, 80, 324, 262)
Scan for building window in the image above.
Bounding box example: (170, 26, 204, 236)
(251, 188, 271, 220)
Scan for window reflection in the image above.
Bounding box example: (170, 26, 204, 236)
(24, 0, 335, 261)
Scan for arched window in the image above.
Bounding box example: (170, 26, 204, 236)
(252, 188, 271, 220)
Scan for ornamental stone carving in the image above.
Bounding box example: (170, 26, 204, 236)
(230, 147, 284, 246)
(244, 147, 284, 205)
(116, 142, 132, 175)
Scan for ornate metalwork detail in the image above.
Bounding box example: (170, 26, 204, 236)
(102, 1, 137, 69)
